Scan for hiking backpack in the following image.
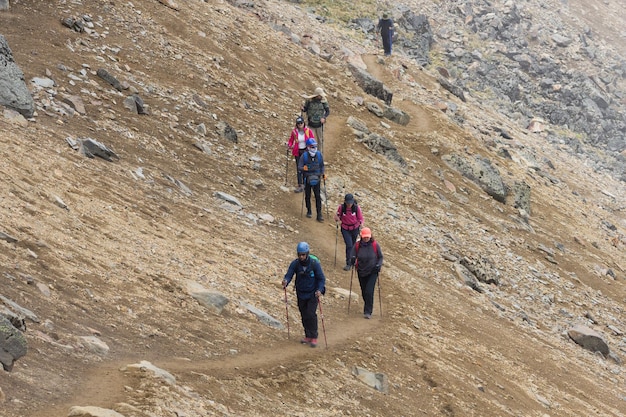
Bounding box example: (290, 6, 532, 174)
(341, 201, 358, 215)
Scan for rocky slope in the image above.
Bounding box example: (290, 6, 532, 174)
(0, 0, 624, 416)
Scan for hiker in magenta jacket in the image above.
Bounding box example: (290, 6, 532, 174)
(349, 227, 383, 319)
(287, 116, 315, 193)
(334, 193, 364, 271)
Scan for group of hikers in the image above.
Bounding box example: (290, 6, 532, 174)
(282, 84, 385, 348)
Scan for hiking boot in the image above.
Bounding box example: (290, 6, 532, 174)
(301, 337, 311, 344)
(343, 264, 351, 271)
(316, 216, 324, 223)
(364, 313, 372, 319)
(294, 186, 303, 193)
(306, 211, 312, 218)
(309, 338, 318, 348)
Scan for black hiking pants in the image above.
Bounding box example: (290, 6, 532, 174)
(305, 180, 322, 218)
(297, 296, 319, 339)
(358, 271, 378, 316)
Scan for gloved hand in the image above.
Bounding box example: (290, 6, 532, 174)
(315, 290, 321, 298)
(282, 279, 288, 289)
(303, 165, 308, 171)
(374, 264, 381, 273)
(322, 174, 327, 180)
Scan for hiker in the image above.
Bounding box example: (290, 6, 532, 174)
(283, 242, 326, 348)
(287, 116, 315, 193)
(349, 227, 383, 319)
(334, 193, 364, 271)
(298, 138, 326, 222)
(301, 87, 330, 153)
(376, 12, 394, 56)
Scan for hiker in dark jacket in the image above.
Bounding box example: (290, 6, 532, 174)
(349, 227, 383, 319)
(376, 12, 394, 56)
(283, 242, 326, 347)
(334, 193, 364, 271)
(301, 87, 330, 153)
(298, 138, 326, 222)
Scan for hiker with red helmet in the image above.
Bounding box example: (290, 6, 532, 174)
(298, 138, 325, 222)
(283, 242, 326, 348)
(349, 227, 383, 319)
(287, 116, 315, 193)
(334, 193, 364, 271)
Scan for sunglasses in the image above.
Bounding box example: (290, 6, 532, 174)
(297, 121, 304, 124)
(308, 145, 317, 149)
(298, 253, 308, 257)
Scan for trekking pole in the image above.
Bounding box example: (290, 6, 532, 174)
(377, 270, 383, 318)
(318, 296, 328, 349)
(334, 223, 338, 267)
(323, 176, 330, 220)
(300, 177, 306, 218)
(284, 286, 290, 338)
(285, 147, 290, 186)
(348, 265, 354, 314)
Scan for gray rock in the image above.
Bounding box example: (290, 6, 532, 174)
(216, 120, 238, 143)
(346, 115, 370, 134)
(0, 231, 17, 243)
(0, 315, 27, 372)
(0, 1, 8, 11)
(215, 191, 243, 207)
(352, 366, 389, 393)
(442, 154, 507, 202)
(348, 64, 393, 105)
(383, 105, 410, 125)
(366, 102, 384, 117)
(361, 133, 406, 166)
(438, 77, 466, 102)
(124, 360, 176, 385)
(68, 406, 125, 417)
(0, 35, 35, 117)
(239, 302, 284, 329)
(79, 138, 119, 161)
(96, 68, 123, 91)
(512, 181, 531, 215)
(568, 325, 609, 355)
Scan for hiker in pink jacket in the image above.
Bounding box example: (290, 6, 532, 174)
(287, 116, 315, 193)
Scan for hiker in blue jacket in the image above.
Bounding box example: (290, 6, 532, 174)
(283, 242, 326, 347)
(349, 228, 383, 319)
(298, 138, 326, 222)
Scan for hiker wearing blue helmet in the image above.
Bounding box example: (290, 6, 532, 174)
(283, 242, 326, 347)
(298, 138, 326, 222)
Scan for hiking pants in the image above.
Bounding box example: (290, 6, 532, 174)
(358, 271, 378, 316)
(305, 180, 322, 217)
(381, 31, 393, 55)
(311, 126, 324, 153)
(294, 149, 305, 186)
(341, 227, 360, 266)
(297, 296, 319, 339)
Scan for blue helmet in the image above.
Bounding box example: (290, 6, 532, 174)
(296, 242, 310, 254)
(305, 138, 317, 148)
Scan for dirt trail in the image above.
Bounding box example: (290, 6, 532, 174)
(28, 50, 440, 417)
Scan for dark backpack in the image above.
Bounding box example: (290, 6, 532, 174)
(341, 201, 358, 215)
(354, 240, 379, 262)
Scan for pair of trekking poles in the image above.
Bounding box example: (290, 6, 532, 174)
(283, 286, 328, 349)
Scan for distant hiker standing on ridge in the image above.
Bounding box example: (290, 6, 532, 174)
(334, 193, 364, 271)
(287, 116, 315, 193)
(283, 242, 326, 348)
(376, 12, 394, 56)
(301, 87, 330, 153)
(350, 227, 383, 319)
(298, 138, 326, 222)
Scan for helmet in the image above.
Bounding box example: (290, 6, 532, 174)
(296, 242, 310, 254)
(360, 227, 372, 238)
(305, 138, 317, 148)
(296, 116, 305, 124)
